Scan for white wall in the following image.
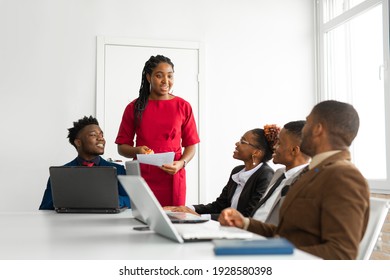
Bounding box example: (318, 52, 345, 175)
(0, 0, 315, 211)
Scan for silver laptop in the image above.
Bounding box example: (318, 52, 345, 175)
(118, 175, 253, 243)
(125, 160, 208, 224)
(125, 160, 141, 176)
(50, 166, 125, 213)
(125, 160, 147, 223)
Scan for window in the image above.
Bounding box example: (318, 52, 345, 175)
(316, 0, 390, 192)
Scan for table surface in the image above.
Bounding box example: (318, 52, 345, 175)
(0, 210, 319, 260)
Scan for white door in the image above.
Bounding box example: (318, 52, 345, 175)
(96, 37, 201, 204)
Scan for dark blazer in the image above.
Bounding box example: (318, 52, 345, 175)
(194, 163, 274, 220)
(247, 150, 370, 259)
(39, 156, 131, 210)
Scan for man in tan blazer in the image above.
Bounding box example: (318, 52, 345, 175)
(219, 100, 370, 260)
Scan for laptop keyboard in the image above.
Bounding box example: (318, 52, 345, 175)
(175, 224, 253, 240)
(166, 212, 208, 223)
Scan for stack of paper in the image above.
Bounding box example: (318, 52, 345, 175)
(136, 152, 175, 166)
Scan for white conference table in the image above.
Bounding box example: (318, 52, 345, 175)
(0, 210, 319, 260)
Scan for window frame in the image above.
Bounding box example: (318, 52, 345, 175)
(315, 0, 390, 193)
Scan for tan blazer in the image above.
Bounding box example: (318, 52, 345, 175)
(247, 150, 370, 259)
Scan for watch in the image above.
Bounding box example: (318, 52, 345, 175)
(183, 159, 187, 168)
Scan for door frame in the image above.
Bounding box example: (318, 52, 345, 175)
(96, 36, 206, 204)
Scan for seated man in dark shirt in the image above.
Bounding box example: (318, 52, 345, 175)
(39, 115, 130, 210)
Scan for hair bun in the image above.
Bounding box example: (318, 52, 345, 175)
(264, 124, 281, 148)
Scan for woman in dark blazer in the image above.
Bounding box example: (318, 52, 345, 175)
(165, 126, 279, 220)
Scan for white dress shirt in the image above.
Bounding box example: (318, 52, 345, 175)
(252, 164, 308, 222)
(229, 162, 263, 209)
(188, 163, 263, 218)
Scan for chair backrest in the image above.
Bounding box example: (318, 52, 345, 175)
(357, 197, 389, 260)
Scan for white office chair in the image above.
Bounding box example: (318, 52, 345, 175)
(357, 197, 390, 260)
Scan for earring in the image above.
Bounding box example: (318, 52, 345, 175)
(252, 155, 256, 166)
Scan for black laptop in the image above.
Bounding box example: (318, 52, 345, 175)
(49, 166, 126, 213)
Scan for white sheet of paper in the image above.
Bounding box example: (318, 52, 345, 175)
(136, 152, 175, 167)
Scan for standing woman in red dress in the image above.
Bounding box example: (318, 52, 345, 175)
(115, 55, 200, 206)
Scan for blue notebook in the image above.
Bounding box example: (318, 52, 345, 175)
(213, 238, 294, 255)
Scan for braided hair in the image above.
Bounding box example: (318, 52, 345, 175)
(134, 55, 174, 128)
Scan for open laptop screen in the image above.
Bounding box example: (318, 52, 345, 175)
(118, 175, 253, 243)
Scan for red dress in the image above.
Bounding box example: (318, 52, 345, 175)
(115, 96, 200, 206)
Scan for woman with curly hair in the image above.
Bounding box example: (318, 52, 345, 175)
(164, 125, 279, 220)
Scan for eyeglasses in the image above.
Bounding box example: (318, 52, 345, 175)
(239, 139, 260, 149)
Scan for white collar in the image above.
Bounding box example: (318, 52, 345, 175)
(232, 162, 263, 185)
(285, 163, 309, 179)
